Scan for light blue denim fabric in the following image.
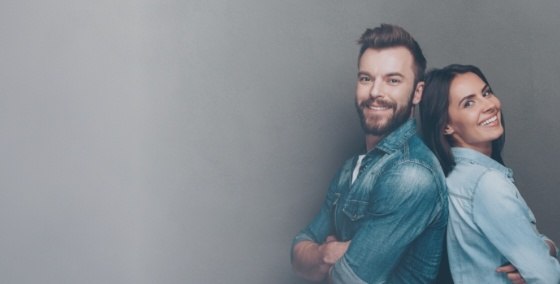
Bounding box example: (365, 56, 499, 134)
(292, 120, 448, 283)
(447, 147, 560, 284)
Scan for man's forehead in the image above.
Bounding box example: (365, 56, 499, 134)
(358, 47, 414, 74)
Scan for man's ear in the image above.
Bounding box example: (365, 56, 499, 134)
(412, 81, 424, 105)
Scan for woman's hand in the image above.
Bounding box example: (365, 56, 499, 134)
(496, 264, 526, 284)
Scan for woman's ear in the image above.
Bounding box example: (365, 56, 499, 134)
(443, 125, 454, 135)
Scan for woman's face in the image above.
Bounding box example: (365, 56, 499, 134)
(445, 72, 504, 156)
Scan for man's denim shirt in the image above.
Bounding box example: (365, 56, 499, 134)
(447, 147, 560, 283)
(292, 120, 448, 283)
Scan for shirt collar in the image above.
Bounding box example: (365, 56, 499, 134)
(374, 119, 417, 154)
(451, 147, 514, 180)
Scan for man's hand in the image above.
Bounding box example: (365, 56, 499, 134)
(497, 264, 526, 284)
(291, 236, 350, 282)
(319, 235, 350, 265)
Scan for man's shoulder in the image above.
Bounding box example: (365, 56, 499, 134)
(376, 134, 446, 190)
(377, 140, 445, 188)
(397, 134, 443, 172)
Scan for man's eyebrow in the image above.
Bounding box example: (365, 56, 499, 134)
(385, 72, 404, 78)
(357, 71, 405, 78)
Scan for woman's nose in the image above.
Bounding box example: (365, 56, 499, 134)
(482, 98, 499, 113)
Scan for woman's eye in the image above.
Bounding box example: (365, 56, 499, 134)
(483, 90, 494, 97)
(463, 100, 474, 108)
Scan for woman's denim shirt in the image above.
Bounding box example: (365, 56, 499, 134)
(292, 120, 448, 283)
(447, 147, 560, 283)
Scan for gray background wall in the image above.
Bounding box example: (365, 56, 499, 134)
(1, 0, 558, 283)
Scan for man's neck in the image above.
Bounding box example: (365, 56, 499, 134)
(365, 134, 385, 152)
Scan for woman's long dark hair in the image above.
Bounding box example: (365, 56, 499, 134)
(419, 64, 505, 176)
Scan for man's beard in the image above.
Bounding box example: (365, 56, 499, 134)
(355, 93, 414, 136)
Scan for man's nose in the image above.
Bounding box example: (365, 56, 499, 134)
(369, 81, 383, 99)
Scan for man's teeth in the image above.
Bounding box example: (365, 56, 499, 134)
(368, 105, 389, 110)
(481, 116, 497, 126)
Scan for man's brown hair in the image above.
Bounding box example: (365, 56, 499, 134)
(358, 24, 427, 83)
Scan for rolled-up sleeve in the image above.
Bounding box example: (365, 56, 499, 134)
(330, 161, 444, 283)
(473, 170, 560, 283)
(291, 167, 345, 257)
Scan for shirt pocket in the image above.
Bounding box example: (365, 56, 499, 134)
(342, 199, 369, 221)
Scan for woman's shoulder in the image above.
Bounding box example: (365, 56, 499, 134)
(448, 158, 492, 183)
(447, 159, 514, 199)
(474, 169, 517, 198)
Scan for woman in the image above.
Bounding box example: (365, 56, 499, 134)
(419, 64, 560, 283)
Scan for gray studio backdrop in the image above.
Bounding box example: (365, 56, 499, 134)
(1, 0, 559, 283)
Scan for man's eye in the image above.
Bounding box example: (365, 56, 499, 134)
(359, 76, 370, 81)
(388, 78, 401, 84)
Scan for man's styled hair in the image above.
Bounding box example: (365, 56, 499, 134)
(357, 24, 427, 83)
(419, 64, 506, 176)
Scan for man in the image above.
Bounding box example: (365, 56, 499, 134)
(291, 24, 448, 283)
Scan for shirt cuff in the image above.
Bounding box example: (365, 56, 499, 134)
(331, 256, 367, 284)
(541, 235, 559, 258)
